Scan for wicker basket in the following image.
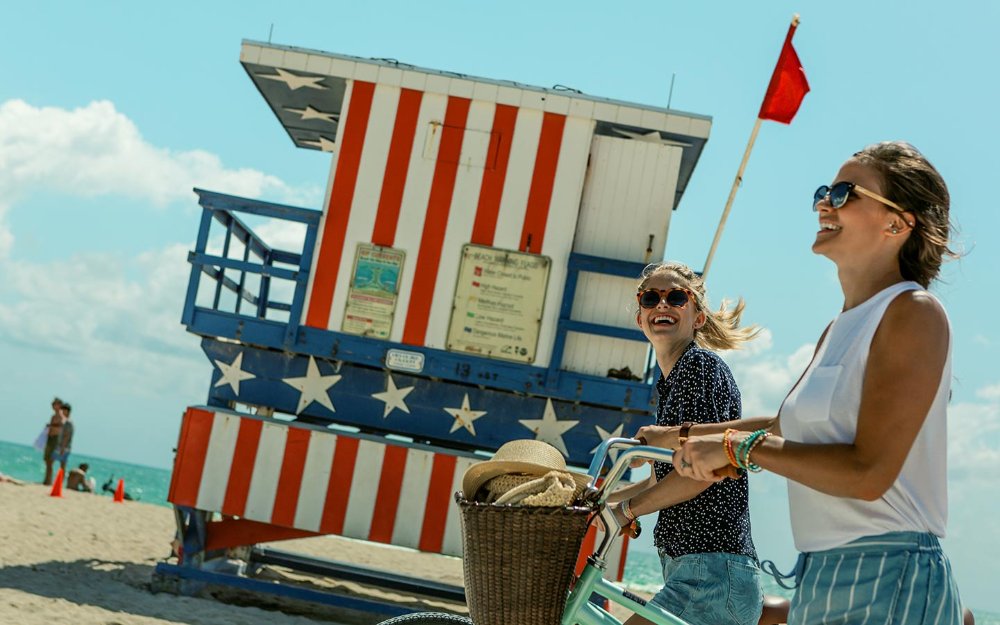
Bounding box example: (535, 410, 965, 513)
(457, 493, 593, 625)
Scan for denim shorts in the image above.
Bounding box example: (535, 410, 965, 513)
(788, 532, 964, 625)
(649, 551, 764, 625)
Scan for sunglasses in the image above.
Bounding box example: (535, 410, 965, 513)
(813, 182, 907, 214)
(636, 288, 694, 310)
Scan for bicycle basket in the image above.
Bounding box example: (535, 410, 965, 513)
(456, 493, 593, 625)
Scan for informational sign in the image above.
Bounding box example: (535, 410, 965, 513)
(342, 244, 405, 339)
(446, 245, 550, 363)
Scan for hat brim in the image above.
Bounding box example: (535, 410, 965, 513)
(462, 459, 592, 500)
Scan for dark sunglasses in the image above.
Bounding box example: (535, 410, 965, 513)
(636, 288, 694, 310)
(813, 182, 907, 214)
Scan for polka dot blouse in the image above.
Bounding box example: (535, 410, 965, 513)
(651, 342, 757, 560)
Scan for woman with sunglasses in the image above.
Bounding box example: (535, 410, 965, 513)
(668, 141, 966, 624)
(608, 260, 765, 625)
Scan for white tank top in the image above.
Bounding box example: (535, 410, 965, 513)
(780, 281, 950, 552)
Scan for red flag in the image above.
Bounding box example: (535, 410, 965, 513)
(758, 19, 810, 124)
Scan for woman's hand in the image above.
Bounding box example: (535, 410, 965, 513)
(635, 425, 680, 450)
(673, 434, 732, 482)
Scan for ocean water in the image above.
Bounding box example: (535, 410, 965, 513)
(2, 439, 997, 623)
(0, 439, 171, 506)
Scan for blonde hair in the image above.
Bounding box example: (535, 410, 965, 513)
(637, 261, 760, 351)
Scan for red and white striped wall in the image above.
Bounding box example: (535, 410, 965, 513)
(301, 79, 594, 367)
(169, 407, 628, 579)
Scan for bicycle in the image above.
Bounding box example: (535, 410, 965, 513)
(376, 437, 710, 625)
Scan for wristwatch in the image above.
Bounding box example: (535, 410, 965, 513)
(677, 422, 695, 447)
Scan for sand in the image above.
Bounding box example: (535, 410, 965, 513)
(0, 483, 468, 625)
(0, 483, 638, 624)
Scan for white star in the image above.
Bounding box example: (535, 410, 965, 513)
(590, 423, 626, 462)
(213, 352, 256, 395)
(443, 393, 487, 436)
(282, 356, 341, 414)
(259, 68, 327, 91)
(285, 105, 339, 123)
(372, 376, 415, 418)
(300, 136, 337, 151)
(519, 399, 579, 457)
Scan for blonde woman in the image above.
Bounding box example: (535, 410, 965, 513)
(609, 261, 764, 625)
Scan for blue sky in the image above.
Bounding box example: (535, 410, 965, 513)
(2, 0, 998, 611)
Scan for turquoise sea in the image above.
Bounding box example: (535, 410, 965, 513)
(2, 439, 997, 623)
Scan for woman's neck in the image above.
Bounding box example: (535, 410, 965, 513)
(837, 261, 906, 311)
(654, 339, 693, 378)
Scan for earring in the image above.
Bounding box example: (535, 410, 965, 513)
(891, 226, 899, 234)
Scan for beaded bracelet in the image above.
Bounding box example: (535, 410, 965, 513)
(737, 429, 770, 472)
(723, 429, 740, 467)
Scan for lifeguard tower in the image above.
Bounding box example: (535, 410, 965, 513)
(157, 40, 712, 618)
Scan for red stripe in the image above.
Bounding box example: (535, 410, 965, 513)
(305, 81, 376, 328)
(270, 427, 312, 527)
(418, 453, 457, 552)
(221, 418, 263, 517)
(319, 436, 360, 535)
(371, 88, 424, 246)
(574, 526, 598, 577)
(367, 445, 410, 543)
(402, 97, 472, 345)
(470, 104, 518, 246)
(167, 408, 215, 507)
(616, 533, 631, 581)
(519, 112, 566, 253)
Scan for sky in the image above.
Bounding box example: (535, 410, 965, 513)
(2, 0, 998, 611)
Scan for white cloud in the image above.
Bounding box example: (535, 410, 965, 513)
(721, 329, 815, 417)
(0, 98, 321, 257)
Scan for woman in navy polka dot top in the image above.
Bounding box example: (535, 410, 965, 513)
(608, 261, 764, 625)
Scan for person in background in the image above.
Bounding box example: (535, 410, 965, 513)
(53, 403, 74, 478)
(67, 462, 96, 493)
(42, 397, 66, 485)
(608, 260, 764, 625)
(668, 142, 967, 624)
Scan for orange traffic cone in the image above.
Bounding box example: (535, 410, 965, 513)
(49, 468, 65, 498)
(113, 478, 125, 503)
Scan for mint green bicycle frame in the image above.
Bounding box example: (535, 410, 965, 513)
(560, 438, 691, 625)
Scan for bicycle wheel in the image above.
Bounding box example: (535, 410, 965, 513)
(375, 612, 472, 625)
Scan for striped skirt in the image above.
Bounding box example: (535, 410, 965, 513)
(788, 532, 963, 625)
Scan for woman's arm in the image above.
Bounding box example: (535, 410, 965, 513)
(679, 293, 949, 500)
(609, 471, 715, 526)
(636, 416, 776, 449)
(607, 471, 656, 503)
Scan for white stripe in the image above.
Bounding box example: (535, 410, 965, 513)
(860, 553, 887, 625)
(822, 554, 845, 623)
(931, 556, 949, 625)
(800, 554, 828, 625)
(441, 456, 477, 555)
(845, 553, 864, 624)
(492, 107, 543, 249)
(898, 554, 922, 624)
(302, 80, 353, 323)
(195, 412, 240, 511)
(531, 115, 592, 367)
(243, 422, 288, 522)
(423, 100, 496, 349)
(391, 448, 435, 547)
(292, 432, 337, 532)
(342, 439, 386, 538)
(327, 84, 401, 331)
(388, 92, 448, 343)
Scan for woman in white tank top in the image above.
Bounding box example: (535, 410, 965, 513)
(644, 142, 967, 624)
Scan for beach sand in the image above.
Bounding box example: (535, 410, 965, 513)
(0, 483, 639, 624)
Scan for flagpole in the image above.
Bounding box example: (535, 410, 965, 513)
(701, 13, 802, 279)
(702, 117, 762, 279)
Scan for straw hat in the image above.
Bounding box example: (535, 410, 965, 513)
(462, 439, 591, 500)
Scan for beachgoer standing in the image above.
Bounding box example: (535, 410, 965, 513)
(608, 261, 764, 625)
(43, 397, 65, 485)
(671, 142, 966, 624)
(54, 403, 74, 478)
